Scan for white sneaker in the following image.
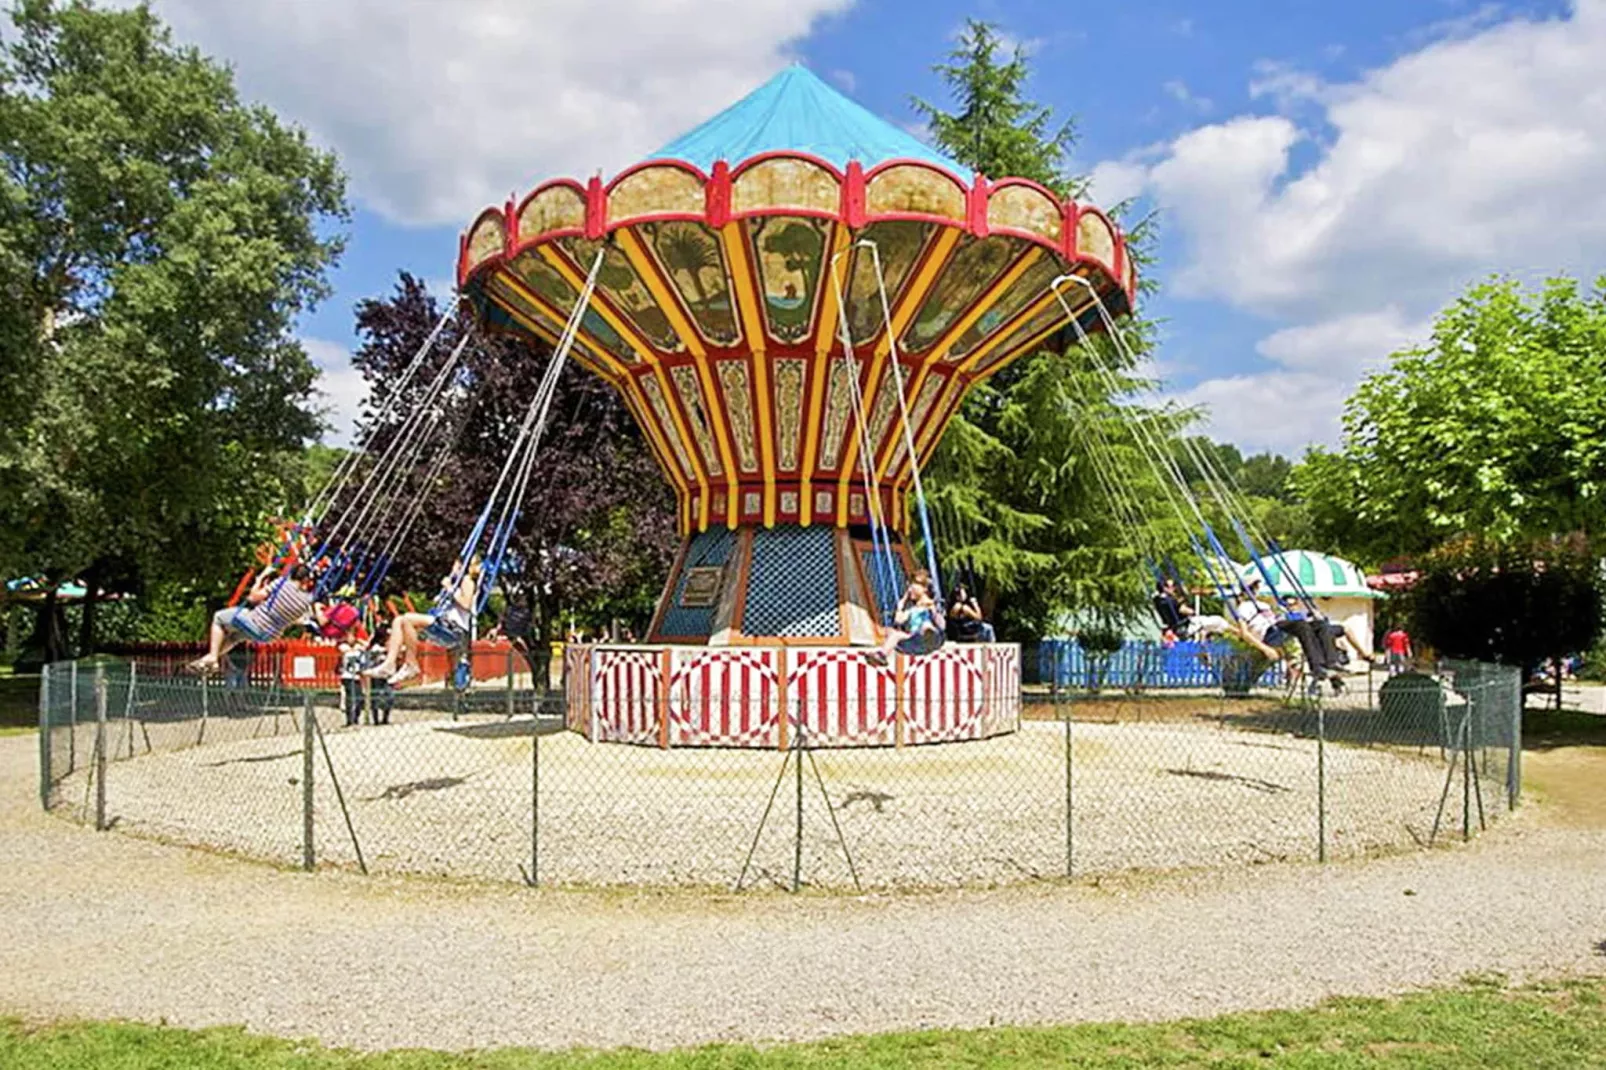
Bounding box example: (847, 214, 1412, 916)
(389, 664, 421, 686)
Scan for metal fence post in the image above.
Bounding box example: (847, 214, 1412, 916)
(94, 663, 108, 832)
(197, 672, 210, 746)
(1316, 702, 1327, 863)
(38, 665, 51, 810)
(792, 724, 804, 894)
(302, 692, 315, 871)
(1064, 702, 1074, 878)
(506, 648, 516, 720)
(1508, 671, 1522, 808)
(68, 662, 77, 774)
(529, 721, 540, 886)
(1462, 686, 1474, 843)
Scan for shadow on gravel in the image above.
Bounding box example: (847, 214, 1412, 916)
(368, 777, 466, 802)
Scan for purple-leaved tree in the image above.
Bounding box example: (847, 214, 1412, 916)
(342, 274, 675, 640)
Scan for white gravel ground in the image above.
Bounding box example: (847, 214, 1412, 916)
(4, 734, 1605, 1053)
(53, 708, 1473, 889)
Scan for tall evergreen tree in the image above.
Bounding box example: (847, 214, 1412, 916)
(911, 19, 1178, 638)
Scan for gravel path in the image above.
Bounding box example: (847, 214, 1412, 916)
(5, 733, 1605, 1051)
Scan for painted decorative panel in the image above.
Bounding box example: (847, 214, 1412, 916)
(518, 186, 586, 241)
(986, 184, 1062, 242)
(731, 157, 839, 215)
(1078, 212, 1116, 270)
(467, 217, 504, 269)
(484, 274, 613, 379)
(865, 368, 900, 463)
(818, 358, 858, 469)
(716, 361, 759, 473)
(638, 222, 741, 346)
(747, 216, 828, 344)
(671, 365, 725, 476)
(641, 375, 696, 480)
(865, 164, 966, 220)
(970, 301, 1067, 376)
(843, 220, 932, 344)
(560, 237, 683, 352)
(506, 252, 639, 364)
(772, 358, 806, 471)
(609, 165, 704, 219)
(903, 237, 1026, 353)
(945, 254, 1061, 362)
(883, 372, 946, 471)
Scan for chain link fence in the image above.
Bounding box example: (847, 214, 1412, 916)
(39, 651, 1521, 891)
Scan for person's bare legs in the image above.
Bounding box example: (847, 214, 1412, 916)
(192, 613, 242, 672)
(1230, 619, 1283, 662)
(367, 614, 430, 676)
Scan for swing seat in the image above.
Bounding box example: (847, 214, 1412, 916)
(897, 626, 946, 658)
(423, 615, 470, 650)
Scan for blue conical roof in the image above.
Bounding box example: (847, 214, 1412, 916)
(651, 64, 969, 176)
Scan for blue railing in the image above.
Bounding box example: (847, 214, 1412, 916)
(1036, 639, 1286, 691)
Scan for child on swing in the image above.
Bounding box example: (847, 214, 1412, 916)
(865, 569, 944, 667)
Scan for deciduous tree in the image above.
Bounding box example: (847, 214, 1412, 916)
(0, 0, 348, 657)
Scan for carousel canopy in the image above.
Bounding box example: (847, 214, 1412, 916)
(458, 65, 1135, 539)
(652, 65, 968, 174)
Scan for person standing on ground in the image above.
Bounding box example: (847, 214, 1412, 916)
(1383, 625, 1412, 674)
(338, 639, 365, 726)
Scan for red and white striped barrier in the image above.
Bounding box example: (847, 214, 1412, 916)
(568, 643, 1020, 749)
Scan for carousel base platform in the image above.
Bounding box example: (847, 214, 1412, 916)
(564, 642, 1020, 748)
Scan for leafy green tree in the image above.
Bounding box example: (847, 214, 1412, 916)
(1294, 276, 1606, 562)
(0, 0, 348, 656)
(912, 19, 1181, 637)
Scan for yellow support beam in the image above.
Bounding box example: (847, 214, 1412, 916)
(720, 221, 776, 526)
(615, 228, 741, 530)
(874, 248, 1044, 483)
(799, 226, 854, 526)
(835, 228, 961, 528)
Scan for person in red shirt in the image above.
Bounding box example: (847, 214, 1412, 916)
(1383, 626, 1412, 674)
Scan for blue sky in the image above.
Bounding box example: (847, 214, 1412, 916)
(144, 0, 1605, 454)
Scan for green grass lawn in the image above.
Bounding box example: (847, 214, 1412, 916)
(3, 976, 1603, 1068)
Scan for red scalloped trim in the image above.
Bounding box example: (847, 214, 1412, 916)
(460, 150, 1138, 306)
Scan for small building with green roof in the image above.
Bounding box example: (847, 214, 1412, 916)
(1237, 550, 1382, 658)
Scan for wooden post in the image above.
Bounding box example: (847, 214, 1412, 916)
(657, 647, 672, 749)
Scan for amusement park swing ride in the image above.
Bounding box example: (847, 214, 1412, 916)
(450, 66, 1139, 750)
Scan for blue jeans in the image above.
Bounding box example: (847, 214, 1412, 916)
(341, 678, 363, 725)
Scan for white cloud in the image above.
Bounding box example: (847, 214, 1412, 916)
(1167, 372, 1353, 456)
(1109, 0, 1606, 453)
(305, 337, 368, 448)
(135, 0, 852, 226)
(1254, 307, 1429, 374)
(1162, 78, 1214, 115)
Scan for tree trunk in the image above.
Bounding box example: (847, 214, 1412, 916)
(78, 563, 101, 657)
(35, 588, 68, 663)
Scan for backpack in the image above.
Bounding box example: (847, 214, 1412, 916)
(319, 601, 360, 639)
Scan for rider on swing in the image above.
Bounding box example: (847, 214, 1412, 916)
(865, 569, 945, 666)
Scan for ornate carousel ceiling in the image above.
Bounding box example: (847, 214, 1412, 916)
(458, 66, 1136, 536)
